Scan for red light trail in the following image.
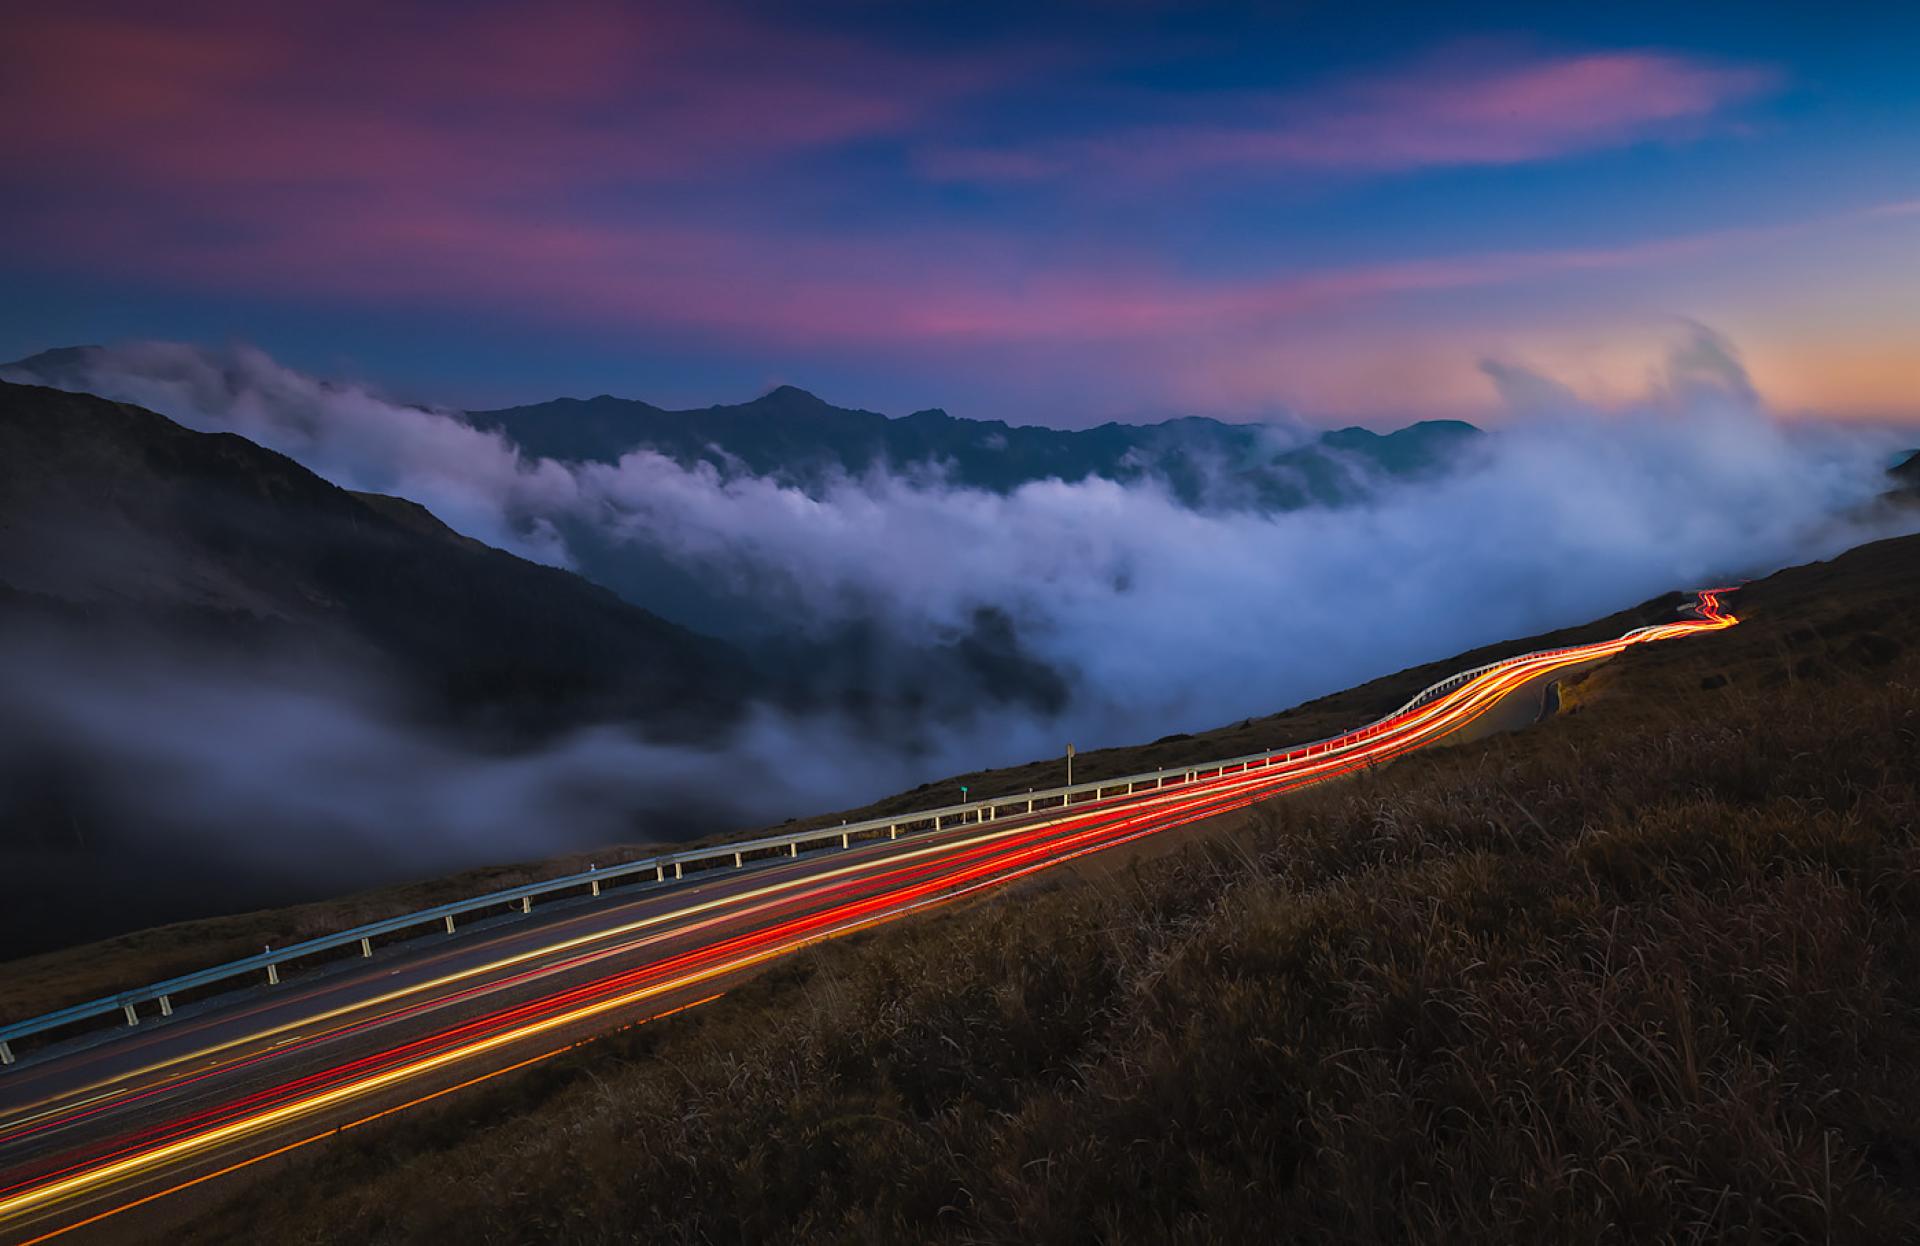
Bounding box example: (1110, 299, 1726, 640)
(0, 591, 1736, 1241)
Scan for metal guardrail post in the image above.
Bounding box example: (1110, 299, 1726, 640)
(0, 597, 1724, 1068)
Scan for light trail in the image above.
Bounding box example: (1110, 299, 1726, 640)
(0, 590, 1737, 1241)
(5, 994, 725, 1246)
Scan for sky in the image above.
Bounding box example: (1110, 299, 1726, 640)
(3, 0, 1917, 428)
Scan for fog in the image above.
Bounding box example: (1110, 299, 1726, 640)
(2, 329, 1910, 936)
(0, 626, 961, 949)
(12, 330, 1902, 738)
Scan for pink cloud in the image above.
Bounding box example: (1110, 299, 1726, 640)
(0, 4, 1840, 419)
(0, 1, 1011, 196)
(925, 48, 1780, 182)
(1269, 50, 1778, 168)
(15, 177, 1804, 356)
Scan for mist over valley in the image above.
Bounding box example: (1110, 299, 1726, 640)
(1, 330, 1909, 949)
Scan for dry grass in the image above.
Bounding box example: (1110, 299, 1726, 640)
(0, 588, 1685, 1024)
(176, 534, 1920, 1243)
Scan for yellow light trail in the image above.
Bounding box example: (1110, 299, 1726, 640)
(8, 994, 725, 1246)
(0, 591, 1736, 1237)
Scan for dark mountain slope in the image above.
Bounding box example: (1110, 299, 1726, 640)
(0, 379, 757, 738)
(1884, 448, 1920, 505)
(0, 380, 775, 952)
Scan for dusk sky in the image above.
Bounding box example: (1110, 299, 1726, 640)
(5, 0, 1917, 427)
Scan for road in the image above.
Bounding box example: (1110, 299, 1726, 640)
(0, 591, 1737, 1244)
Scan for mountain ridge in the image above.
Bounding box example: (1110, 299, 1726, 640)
(464, 381, 1482, 510)
(5, 345, 1483, 512)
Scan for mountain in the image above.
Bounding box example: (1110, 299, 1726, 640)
(9, 351, 1482, 506)
(1891, 449, 1920, 490)
(458, 385, 1480, 645)
(0, 355, 1107, 727)
(0, 379, 757, 740)
(466, 385, 1482, 510)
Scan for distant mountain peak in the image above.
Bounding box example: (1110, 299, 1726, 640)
(751, 383, 829, 407)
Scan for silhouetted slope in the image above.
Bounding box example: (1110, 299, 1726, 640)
(0, 379, 756, 738)
(1884, 449, 1920, 507)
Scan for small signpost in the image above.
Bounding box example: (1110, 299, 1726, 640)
(1066, 742, 1075, 789)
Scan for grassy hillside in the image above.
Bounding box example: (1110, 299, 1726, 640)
(0, 583, 1684, 1025)
(178, 534, 1920, 1242)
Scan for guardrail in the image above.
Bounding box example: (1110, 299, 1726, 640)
(0, 602, 1706, 1067)
(1387, 609, 1700, 718)
(0, 744, 1336, 1065)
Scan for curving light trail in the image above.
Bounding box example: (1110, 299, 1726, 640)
(0, 590, 1737, 1241)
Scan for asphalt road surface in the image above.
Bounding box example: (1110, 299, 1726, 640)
(0, 591, 1737, 1244)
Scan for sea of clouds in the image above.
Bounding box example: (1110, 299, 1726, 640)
(2, 327, 1910, 921)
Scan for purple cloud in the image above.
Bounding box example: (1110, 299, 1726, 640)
(923, 48, 1780, 183)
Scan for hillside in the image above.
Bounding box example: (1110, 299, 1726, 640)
(1886, 448, 1920, 505)
(174, 530, 1920, 1242)
(0, 379, 755, 735)
(0, 380, 764, 952)
(6, 348, 1461, 705)
(0, 579, 1690, 1025)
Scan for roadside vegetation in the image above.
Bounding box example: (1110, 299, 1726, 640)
(0, 588, 1685, 1024)
(180, 534, 1920, 1243)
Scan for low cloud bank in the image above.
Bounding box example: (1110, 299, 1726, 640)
(0, 626, 962, 948)
(3, 328, 1911, 914)
(0, 630, 929, 870)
